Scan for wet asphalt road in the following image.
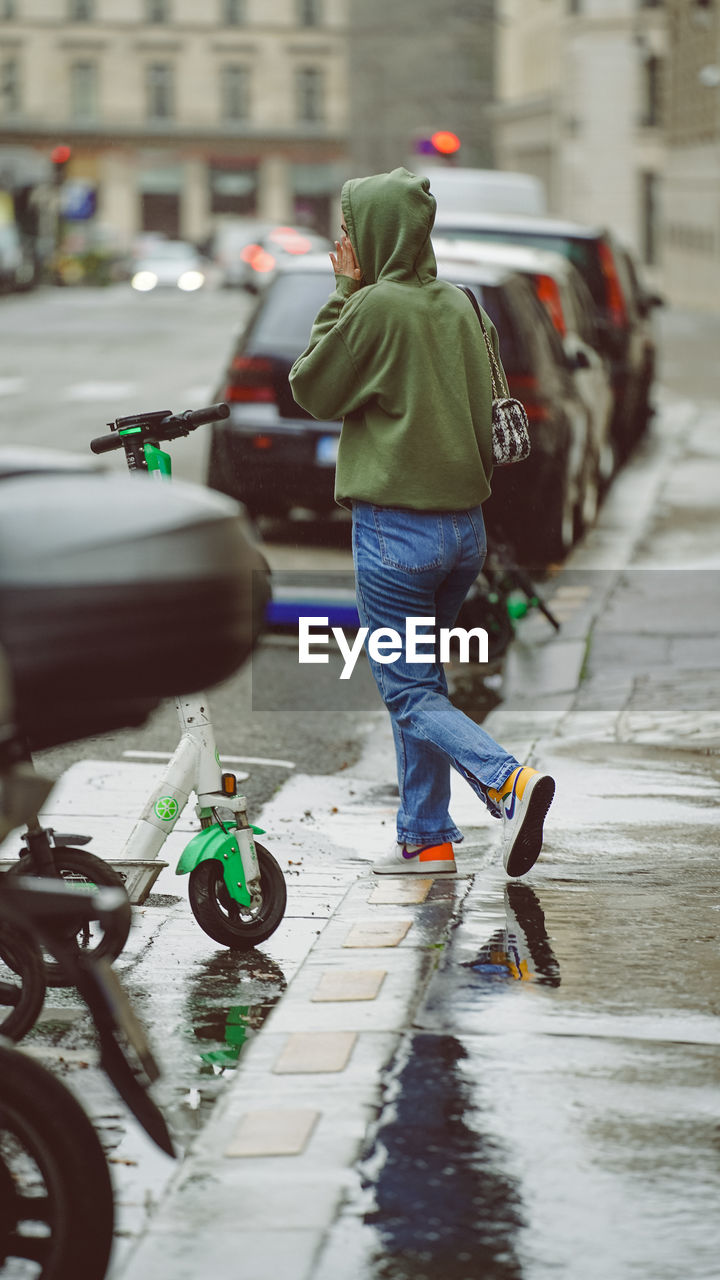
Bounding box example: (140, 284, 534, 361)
(1, 287, 719, 1279)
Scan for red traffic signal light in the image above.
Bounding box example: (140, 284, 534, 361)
(51, 144, 72, 187)
(430, 131, 461, 156)
(414, 130, 461, 158)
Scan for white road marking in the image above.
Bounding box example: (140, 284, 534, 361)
(178, 385, 213, 405)
(122, 749, 295, 770)
(0, 377, 26, 395)
(62, 381, 138, 401)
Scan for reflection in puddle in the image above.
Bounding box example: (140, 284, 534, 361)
(359, 1033, 525, 1280)
(324, 885, 561, 1279)
(463, 884, 561, 988)
(185, 950, 287, 1073)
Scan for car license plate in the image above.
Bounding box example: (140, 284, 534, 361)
(315, 435, 339, 466)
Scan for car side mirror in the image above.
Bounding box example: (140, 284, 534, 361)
(637, 291, 664, 317)
(566, 344, 591, 371)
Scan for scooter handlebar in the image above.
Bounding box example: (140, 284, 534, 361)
(90, 403, 229, 454)
(90, 432, 124, 454)
(179, 402, 230, 429)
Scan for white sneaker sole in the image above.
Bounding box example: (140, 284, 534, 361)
(372, 854, 457, 875)
(503, 774, 555, 878)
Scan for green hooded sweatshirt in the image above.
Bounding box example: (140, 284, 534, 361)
(289, 166, 507, 511)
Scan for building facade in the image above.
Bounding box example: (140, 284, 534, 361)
(663, 0, 720, 310)
(347, 0, 497, 177)
(494, 0, 667, 284)
(0, 0, 350, 247)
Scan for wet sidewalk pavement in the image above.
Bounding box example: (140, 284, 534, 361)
(115, 387, 720, 1280)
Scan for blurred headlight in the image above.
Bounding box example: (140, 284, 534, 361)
(132, 271, 158, 292)
(178, 270, 205, 292)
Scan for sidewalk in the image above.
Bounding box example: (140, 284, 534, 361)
(115, 387, 720, 1280)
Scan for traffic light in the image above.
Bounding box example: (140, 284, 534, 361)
(414, 131, 461, 159)
(51, 145, 72, 185)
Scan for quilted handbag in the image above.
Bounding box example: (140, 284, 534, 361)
(460, 286, 531, 468)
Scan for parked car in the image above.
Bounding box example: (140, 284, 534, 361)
(207, 218, 332, 292)
(434, 237, 616, 516)
(207, 254, 592, 563)
(436, 255, 592, 561)
(207, 257, 341, 520)
(130, 239, 207, 292)
(433, 211, 662, 461)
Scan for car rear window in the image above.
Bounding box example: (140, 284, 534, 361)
(440, 275, 529, 377)
(437, 227, 607, 309)
(248, 269, 337, 355)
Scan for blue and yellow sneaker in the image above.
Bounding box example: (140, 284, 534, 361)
(487, 766, 555, 878)
(372, 841, 457, 875)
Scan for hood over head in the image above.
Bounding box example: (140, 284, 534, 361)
(340, 167, 437, 287)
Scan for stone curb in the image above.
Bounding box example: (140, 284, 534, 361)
(115, 873, 468, 1280)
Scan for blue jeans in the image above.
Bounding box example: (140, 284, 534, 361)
(351, 501, 520, 847)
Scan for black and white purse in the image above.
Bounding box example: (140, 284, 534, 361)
(460, 287, 531, 468)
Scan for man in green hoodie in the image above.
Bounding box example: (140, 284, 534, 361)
(289, 167, 554, 879)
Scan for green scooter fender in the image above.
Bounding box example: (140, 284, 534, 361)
(175, 823, 265, 907)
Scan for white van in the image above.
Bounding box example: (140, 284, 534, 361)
(421, 167, 547, 217)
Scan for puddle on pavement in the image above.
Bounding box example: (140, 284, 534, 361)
(317, 886, 558, 1280)
(183, 948, 287, 1077)
(461, 884, 561, 989)
(318, 869, 720, 1280)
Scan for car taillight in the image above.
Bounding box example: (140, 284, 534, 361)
(598, 241, 627, 328)
(240, 244, 276, 274)
(223, 356, 276, 404)
(267, 227, 313, 255)
(507, 374, 551, 424)
(534, 274, 566, 337)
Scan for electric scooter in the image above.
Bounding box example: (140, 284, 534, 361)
(88, 403, 287, 949)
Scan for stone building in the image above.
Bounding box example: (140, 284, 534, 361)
(347, 0, 497, 177)
(493, 0, 667, 281)
(0, 0, 350, 246)
(662, 0, 720, 311)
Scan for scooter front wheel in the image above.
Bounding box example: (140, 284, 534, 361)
(188, 842, 287, 949)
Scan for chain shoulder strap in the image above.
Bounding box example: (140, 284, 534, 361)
(459, 285, 504, 399)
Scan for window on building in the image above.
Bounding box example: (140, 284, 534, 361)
(638, 1, 663, 8)
(70, 61, 98, 120)
(147, 63, 174, 120)
(0, 57, 19, 113)
(296, 67, 324, 123)
(568, 0, 581, 12)
(146, 0, 169, 21)
(69, 0, 93, 19)
(221, 65, 250, 121)
(209, 165, 257, 216)
(222, 0, 245, 24)
(641, 55, 663, 127)
(298, 0, 321, 27)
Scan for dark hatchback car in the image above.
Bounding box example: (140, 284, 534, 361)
(208, 258, 344, 520)
(207, 254, 590, 563)
(433, 211, 662, 462)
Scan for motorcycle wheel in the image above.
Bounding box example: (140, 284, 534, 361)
(188, 841, 287, 949)
(7, 848, 131, 987)
(0, 1042, 114, 1280)
(0, 921, 46, 1041)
